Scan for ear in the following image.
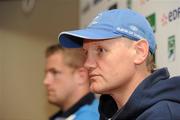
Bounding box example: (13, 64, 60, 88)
(74, 67, 88, 85)
(133, 39, 149, 65)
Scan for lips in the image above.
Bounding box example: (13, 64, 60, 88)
(89, 74, 101, 80)
(46, 89, 54, 95)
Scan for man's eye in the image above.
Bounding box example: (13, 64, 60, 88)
(83, 49, 88, 56)
(97, 47, 106, 53)
(50, 70, 61, 75)
(52, 70, 58, 74)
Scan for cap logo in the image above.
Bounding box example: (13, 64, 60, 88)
(88, 13, 102, 27)
(116, 27, 143, 39)
(129, 25, 138, 31)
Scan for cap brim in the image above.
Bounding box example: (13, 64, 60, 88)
(58, 28, 122, 48)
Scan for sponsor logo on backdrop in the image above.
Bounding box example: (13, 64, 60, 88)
(127, 0, 132, 9)
(82, 2, 90, 14)
(168, 35, 176, 62)
(139, 0, 150, 5)
(146, 13, 156, 33)
(161, 13, 168, 26)
(108, 3, 117, 10)
(93, 0, 102, 5)
(127, 0, 150, 8)
(161, 6, 180, 26)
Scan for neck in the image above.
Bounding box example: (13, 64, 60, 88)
(61, 88, 89, 111)
(111, 69, 150, 109)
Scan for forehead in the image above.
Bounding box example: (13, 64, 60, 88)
(47, 51, 63, 60)
(46, 53, 63, 65)
(83, 38, 116, 48)
(83, 37, 132, 48)
(45, 53, 72, 71)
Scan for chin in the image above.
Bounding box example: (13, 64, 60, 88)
(48, 97, 56, 104)
(48, 98, 54, 103)
(48, 99, 59, 106)
(90, 84, 107, 94)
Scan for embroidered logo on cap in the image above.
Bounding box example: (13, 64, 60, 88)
(88, 13, 103, 27)
(129, 25, 138, 31)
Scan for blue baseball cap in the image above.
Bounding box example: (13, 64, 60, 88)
(59, 9, 156, 54)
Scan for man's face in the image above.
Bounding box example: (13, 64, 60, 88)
(44, 52, 77, 106)
(83, 38, 136, 94)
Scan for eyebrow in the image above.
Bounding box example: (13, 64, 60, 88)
(45, 68, 61, 73)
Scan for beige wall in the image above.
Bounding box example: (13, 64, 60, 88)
(0, 30, 54, 120)
(0, 0, 79, 120)
(0, 31, 3, 118)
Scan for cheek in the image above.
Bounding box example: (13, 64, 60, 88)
(114, 58, 135, 83)
(57, 75, 75, 90)
(99, 55, 121, 73)
(53, 81, 62, 94)
(100, 53, 134, 81)
(54, 80, 70, 98)
(53, 76, 67, 91)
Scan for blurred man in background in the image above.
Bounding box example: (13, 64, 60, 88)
(44, 44, 99, 120)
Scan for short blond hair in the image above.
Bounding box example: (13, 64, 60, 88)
(45, 44, 86, 69)
(146, 52, 156, 73)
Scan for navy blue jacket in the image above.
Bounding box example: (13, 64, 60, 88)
(99, 68, 180, 120)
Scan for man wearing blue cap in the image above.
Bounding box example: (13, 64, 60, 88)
(58, 9, 180, 120)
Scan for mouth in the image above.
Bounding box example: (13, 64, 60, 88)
(46, 89, 54, 95)
(89, 74, 100, 81)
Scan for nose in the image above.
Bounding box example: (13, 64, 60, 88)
(84, 53, 97, 71)
(43, 74, 51, 86)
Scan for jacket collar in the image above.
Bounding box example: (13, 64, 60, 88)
(50, 92, 95, 119)
(99, 68, 170, 119)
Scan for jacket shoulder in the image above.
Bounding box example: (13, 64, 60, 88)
(137, 101, 180, 120)
(74, 100, 99, 120)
